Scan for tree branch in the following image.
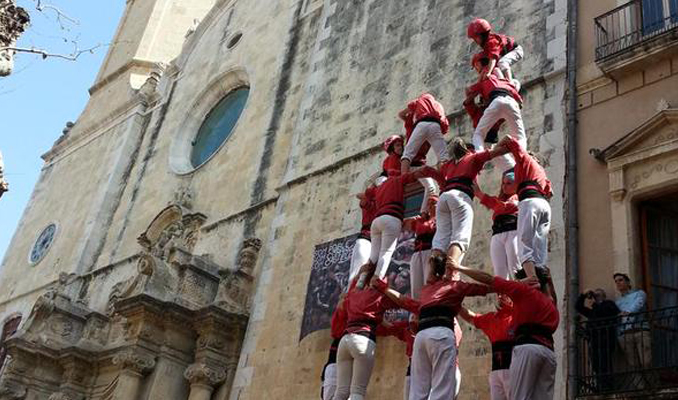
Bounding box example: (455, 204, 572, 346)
(34, 0, 78, 30)
(0, 42, 106, 60)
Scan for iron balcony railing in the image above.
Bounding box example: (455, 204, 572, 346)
(575, 306, 678, 398)
(595, 0, 678, 60)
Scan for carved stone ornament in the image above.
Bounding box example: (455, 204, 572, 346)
(107, 254, 155, 315)
(183, 363, 226, 387)
(136, 204, 206, 261)
(238, 238, 262, 276)
(112, 351, 156, 374)
(214, 238, 261, 311)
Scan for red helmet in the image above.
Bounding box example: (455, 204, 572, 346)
(383, 135, 404, 153)
(471, 52, 490, 68)
(467, 18, 492, 39)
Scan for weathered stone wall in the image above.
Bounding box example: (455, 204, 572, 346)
(0, 0, 568, 399)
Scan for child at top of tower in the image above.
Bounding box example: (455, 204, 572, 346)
(466, 52, 526, 174)
(467, 18, 524, 91)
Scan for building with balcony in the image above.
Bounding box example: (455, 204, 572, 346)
(575, 0, 678, 398)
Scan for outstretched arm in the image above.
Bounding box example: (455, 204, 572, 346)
(371, 277, 420, 313)
(450, 261, 495, 286)
(458, 307, 478, 324)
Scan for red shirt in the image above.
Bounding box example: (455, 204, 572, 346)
(466, 75, 522, 105)
(492, 277, 559, 347)
(377, 321, 415, 357)
(483, 33, 516, 60)
(411, 215, 436, 251)
(404, 93, 450, 139)
(382, 153, 401, 177)
(471, 305, 515, 344)
(480, 194, 519, 221)
(417, 280, 492, 315)
(370, 168, 436, 220)
(330, 302, 348, 339)
(505, 137, 553, 199)
(438, 150, 493, 194)
(344, 282, 401, 336)
(358, 191, 376, 239)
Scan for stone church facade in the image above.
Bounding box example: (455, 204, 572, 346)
(0, 0, 569, 399)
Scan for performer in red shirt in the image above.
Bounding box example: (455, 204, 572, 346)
(374, 254, 493, 400)
(459, 296, 515, 400)
(429, 139, 504, 267)
(466, 53, 526, 174)
(382, 135, 404, 177)
(351, 188, 377, 282)
(359, 167, 438, 285)
(334, 265, 415, 400)
(474, 170, 520, 279)
(494, 136, 553, 279)
(399, 93, 450, 174)
(322, 296, 348, 400)
(402, 195, 438, 299)
(452, 263, 559, 400)
(467, 18, 524, 90)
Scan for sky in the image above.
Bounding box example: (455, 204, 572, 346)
(0, 1, 125, 262)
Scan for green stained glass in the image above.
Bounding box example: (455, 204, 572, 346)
(190, 87, 249, 168)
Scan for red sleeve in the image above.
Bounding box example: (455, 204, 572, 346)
(473, 149, 493, 168)
(383, 155, 401, 176)
(463, 99, 482, 128)
(466, 82, 483, 99)
(461, 282, 493, 297)
(480, 195, 516, 215)
(471, 312, 495, 331)
(492, 276, 529, 300)
(483, 35, 503, 60)
(505, 136, 527, 163)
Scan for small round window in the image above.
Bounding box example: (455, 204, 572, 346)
(29, 223, 57, 265)
(190, 87, 249, 168)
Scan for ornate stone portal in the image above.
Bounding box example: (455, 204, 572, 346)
(0, 198, 261, 400)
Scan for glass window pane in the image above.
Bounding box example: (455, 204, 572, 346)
(190, 87, 249, 168)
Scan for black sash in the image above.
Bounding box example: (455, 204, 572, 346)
(515, 323, 554, 350)
(444, 177, 474, 199)
(491, 341, 515, 370)
(418, 305, 455, 332)
(492, 214, 518, 235)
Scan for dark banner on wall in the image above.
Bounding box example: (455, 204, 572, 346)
(299, 231, 415, 342)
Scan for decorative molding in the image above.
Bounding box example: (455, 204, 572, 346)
(183, 363, 226, 387)
(112, 351, 155, 374)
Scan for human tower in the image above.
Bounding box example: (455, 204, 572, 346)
(320, 18, 559, 400)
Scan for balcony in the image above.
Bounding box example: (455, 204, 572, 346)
(575, 306, 678, 398)
(594, 0, 678, 75)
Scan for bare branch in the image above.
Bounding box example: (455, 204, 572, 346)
(0, 42, 107, 61)
(33, 0, 79, 30)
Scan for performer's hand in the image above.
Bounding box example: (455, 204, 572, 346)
(520, 276, 540, 290)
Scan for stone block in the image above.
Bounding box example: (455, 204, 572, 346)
(645, 58, 671, 84)
(592, 82, 617, 104)
(618, 71, 643, 94)
(577, 91, 592, 110)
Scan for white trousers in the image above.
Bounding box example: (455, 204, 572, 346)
(472, 96, 527, 173)
(509, 344, 556, 400)
(489, 369, 510, 400)
(409, 249, 432, 299)
(370, 215, 403, 278)
(349, 238, 372, 282)
(517, 198, 551, 267)
(490, 231, 520, 279)
(335, 334, 377, 400)
(323, 363, 337, 400)
(497, 45, 524, 91)
(402, 121, 450, 164)
(410, 327, 457, 400)
(432, 190, 473, 254)
(418, 177, 439, 213)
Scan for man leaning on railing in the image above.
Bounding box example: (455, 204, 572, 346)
(614, 272, 651, 386)
(576, 288, 619, 392)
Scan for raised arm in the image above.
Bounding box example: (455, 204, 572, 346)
(543, 267, 558, 306)
(450, 262, 495, 286)
(458, 307, 479, 324)
(371, 276, 420, 314)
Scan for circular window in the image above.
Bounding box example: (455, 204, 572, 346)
(227, 32, 243, 49)
(29, 223, 57, 265)
(190, 87, 249, 168)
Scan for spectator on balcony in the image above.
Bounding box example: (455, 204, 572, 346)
(575, 289, 619, 392)
(614, 273, 651, 380)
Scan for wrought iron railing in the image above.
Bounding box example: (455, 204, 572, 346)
(575, 306, 678, 397)
(595, 0, 678, 60)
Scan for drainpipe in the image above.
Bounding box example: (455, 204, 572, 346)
(566, 0, 580, 399)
